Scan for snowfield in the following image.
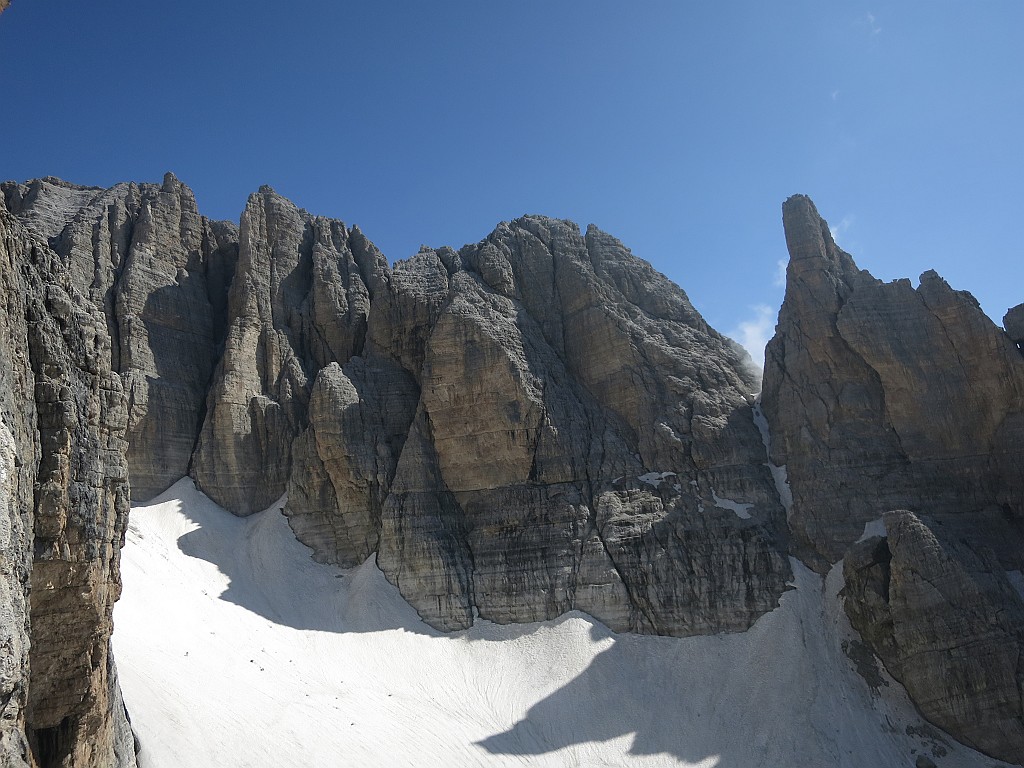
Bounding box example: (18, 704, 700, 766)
(114, 479, 1008, 768)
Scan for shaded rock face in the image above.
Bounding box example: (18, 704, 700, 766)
(763, 194, 1024, 763)
(297, 217, 791, 635)
(3, 175, 238, 502)
(1006, 303, 1024, 346)
(0, 205, 136, 768)
(845, 512, 1024, 763)
(192, 188, 388, 514)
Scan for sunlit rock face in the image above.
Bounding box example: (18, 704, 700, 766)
(762, 194, 1024, 764)
(0, 199, 135, 768)
(5, 174, 1024, 765)
(292, 215, 791, 637)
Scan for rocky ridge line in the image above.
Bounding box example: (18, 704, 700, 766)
(761, 194, 1024, 763)
(0, 202, 135, 768)
(3, 176, 1024, 765)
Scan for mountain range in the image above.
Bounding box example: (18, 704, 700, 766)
(1, 174, 1022, 767)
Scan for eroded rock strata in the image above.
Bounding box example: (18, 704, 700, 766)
(0, 202, 136, 768)
(2, 175, 1023, 765)
(762, 194, 1024, 763)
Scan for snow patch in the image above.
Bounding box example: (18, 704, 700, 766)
(710, 490, 753, 520)
(856, 518, 887, 543)
(113, 478, 1009, 768)
(752, 400, 794, 521)
(638, 471, 676, 488)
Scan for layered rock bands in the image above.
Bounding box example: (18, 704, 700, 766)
(2, 176, 1022, 765)
(762, 195, 1024, 763)
(0, 201, 135, 767)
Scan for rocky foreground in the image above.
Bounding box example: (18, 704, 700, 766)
(1, 176, 1022, 766)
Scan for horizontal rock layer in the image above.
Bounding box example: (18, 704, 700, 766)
(762, 194, 1024, 764)
(6, 175, 1024, 765)
(0, 201, 136, 768)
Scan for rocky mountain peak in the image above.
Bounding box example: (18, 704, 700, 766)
(764, 195, 1024, 763)
(3, 175, 1023, 765)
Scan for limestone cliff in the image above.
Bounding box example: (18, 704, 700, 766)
(288, 216, 790, 634)
(192, 187, 386, 514)
(4, 174, 1024, 766)
(762, 194, 1024, 763)
(2, 175, 238, 502)
(0, 203, 135, 768)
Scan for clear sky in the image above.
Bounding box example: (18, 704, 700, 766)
(1, 2, 1020, 361)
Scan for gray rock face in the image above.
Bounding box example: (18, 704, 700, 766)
(0, 204, 136, 768)
(0, 208, 37, 768)
(762, 195, 1024, 568)
(293, 216, 791, 635)
(4, 174, 238, 501)
(10, 174, 1023, 765)
(845, 512, 1024, 763)
(286, 358, 419, 567)
(192, 188, 388, 514)
(763, 194, 1024, 763)
(6, 179, 789, 642)
(1006, 303, 1024, 346)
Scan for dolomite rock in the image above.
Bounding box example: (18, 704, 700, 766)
(300, 215, 790, 635)
(763, 194, 1024, 763)
(192, 188, 388, 514)
(286, 358, 418, 566)
(844, 511, 1024, 764)
(0, 205, 136, 768)
(762, 195, 1024, 568)
(1006, 303, 1024, 346)
(3, 175, 238, 501)
(0, 209, 37, 768)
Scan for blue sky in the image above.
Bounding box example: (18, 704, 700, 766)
(1, 2, 1020, 361)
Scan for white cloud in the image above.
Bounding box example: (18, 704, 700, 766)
(866, 12, 881, 35)
(728, 304, 777, 370)
(829, 214, 854, 244)
(773, 259, 787, 288)
(831, 89, 840, 102)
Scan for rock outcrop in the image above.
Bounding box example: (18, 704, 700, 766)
(5, 174, 1022, 765)
(762, 194, 1024, 763)
(3, 175, 238, 502)
(290, 217, 791, 635)
(4, 177, 790, 642)
(0, 202, 136, 768)
(192, 188, 387, 514)
(845, 512, 1024, 763)
(1006, 303, 1024, 346)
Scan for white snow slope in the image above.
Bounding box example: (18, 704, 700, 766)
(114, 478, 1008, 768)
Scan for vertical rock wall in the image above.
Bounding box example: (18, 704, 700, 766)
(192, 188, 387, 514)
(0, 204, 136, 768)
(762, 194, 1024, 763)
(292, 216, 791, 636)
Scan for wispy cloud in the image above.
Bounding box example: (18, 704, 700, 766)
(829, 214, 854, 244)
(831, 89, 840, 102)
(773, 259, 787, 288)
(728, 304, 777, 370)
(866, 11, 881, 36)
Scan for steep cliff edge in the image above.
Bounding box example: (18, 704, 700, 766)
(4, 175, 1023, 765)
(762, 194, 1024, 763)
(6, 175, 790, 640)
(0, 204, 135, 768)
(287, 215, 790, 635)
